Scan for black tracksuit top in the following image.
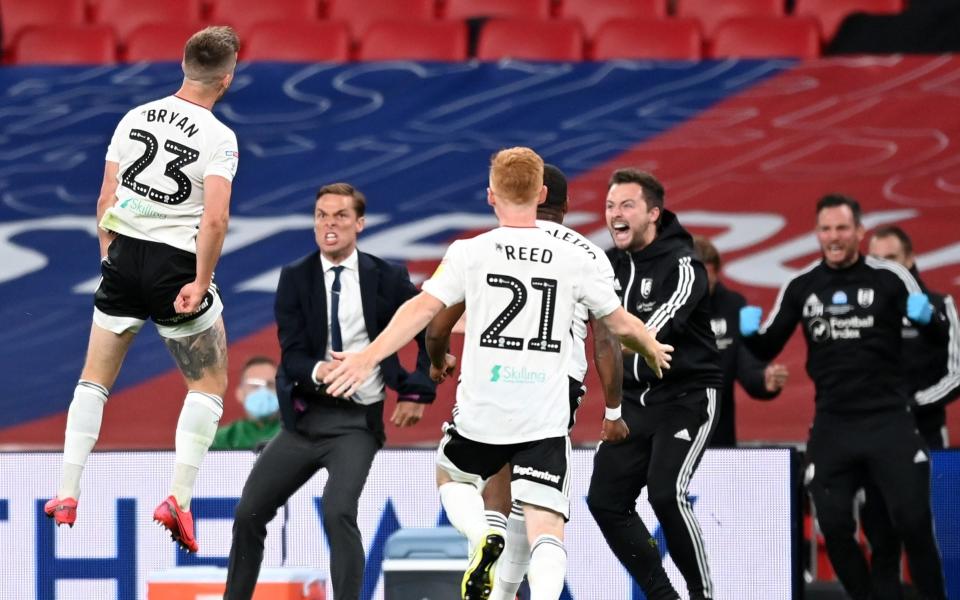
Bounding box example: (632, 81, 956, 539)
(744, 254, 949, 416)
(904, 268, 960, 426)
(606, 210, 722, 407)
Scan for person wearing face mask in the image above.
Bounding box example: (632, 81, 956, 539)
(740, 195, 948, 600)
(211, 357, 280, 450)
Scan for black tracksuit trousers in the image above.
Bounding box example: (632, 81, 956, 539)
(807, 409, 946, 600)
(587, 388, 719, 600)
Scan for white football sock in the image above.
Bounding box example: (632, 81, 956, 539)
(491, 506, 530, 600)
(439, 481, 488, 550)
(485, 509, 508, 535)
(171, 391, 222, 510)
(528, 534, 567, 600)
(58, 380, 109, 499)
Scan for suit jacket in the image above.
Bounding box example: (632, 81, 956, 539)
(274, 249, 436, 434)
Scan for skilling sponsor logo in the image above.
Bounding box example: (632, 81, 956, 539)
(490, 365, 546, 384)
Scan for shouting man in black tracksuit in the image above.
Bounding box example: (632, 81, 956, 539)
(740, 195, 948, 600)
(858, 225, 960, 600)
(587, 169, 721, 600)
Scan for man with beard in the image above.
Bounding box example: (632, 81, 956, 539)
(740, 195, 948, 600)
(587, 168, 721, 600)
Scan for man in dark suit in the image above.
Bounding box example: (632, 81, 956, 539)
(223, 183, 436, 600)
(692, 236, 788, 447)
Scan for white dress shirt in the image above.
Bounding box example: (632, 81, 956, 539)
(311, 249, 385, 405)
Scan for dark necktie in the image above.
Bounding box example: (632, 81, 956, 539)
(330, 265, 345, 353)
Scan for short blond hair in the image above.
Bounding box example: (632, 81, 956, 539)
(489, 147, 544, 205)
(183, 26, 239, 85)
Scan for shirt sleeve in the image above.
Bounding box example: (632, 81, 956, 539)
(579, 253, 620, 320)
(421, 240, 467, 307)
(203, 127, 239, 182)
(744, 276, 802, 362)
(104, 112, 129, 162)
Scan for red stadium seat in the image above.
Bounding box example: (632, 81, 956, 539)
(711, 16, 820, 59)
(207, 0, 318, 38)
(477, 18, 583, 61)
(444, 0, 550, 20)
(243, 21, 350, 62)
(13, 25, 117, 64)
(358, 20, 467, 61)
(794, 0, 904, 40)
(92, 0, 203, 40)
(124, 24, 200, 62)
(0, 0, 86, 50)
(592, 18, 702, 60)
(676, 0, 784, 38)
(557, 0, 665, 40)
(327, 0, 436, 38)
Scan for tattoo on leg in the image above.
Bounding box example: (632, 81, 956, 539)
(163, 320, 228, 382)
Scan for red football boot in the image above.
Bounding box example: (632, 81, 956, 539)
(44, 497, 78, 527)
(153, 495, 198, 553)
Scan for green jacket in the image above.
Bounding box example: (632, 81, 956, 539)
(211, 416, 281, 450)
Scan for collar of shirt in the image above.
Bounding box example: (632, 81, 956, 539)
(319, 249, 359, 274)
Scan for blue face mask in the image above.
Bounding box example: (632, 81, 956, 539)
(244, 387, 279, 420)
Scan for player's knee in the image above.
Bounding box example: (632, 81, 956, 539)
(586, 493, 624, 528)
(646, 486, 679, 516)
(321, 497, 357, 529)
(816, 508, 856, 538)
(888, 504, 931, 537)
(233, 497, 273, 532)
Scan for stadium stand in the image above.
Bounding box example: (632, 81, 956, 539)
(206, 0, 319, 39)
(795, 0, 905, 41)
(123, 23, 203, 62)
(242, 20, 351, 62)
(556, 0, 666, 40)
(592, 17, 702, 61)
(358, 19, 468, 61)
(326, 0, 437, 38)
(0, 0, 86, 51)
(91, 0, 203, 40)
(13, 24, 117, 64)
(476, 17, 584, 61)
(442, 0, 551, 20)
(676, 0, 784, 37)
(711, 16, 821, 59)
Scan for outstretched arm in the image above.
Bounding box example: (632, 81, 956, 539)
(601, 306, 673, 378)
(324, 291, 446, 397)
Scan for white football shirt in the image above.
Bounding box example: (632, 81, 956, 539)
(100, 95, 239, 253)
(422, 226, 620, 444)
(536, 219, 615, 382)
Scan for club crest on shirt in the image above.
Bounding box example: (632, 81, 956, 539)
(640, 278, 653, 299)
(710, 318, 727, 338)
(803, 294, 823, 318)
(857, 288, 874, 308)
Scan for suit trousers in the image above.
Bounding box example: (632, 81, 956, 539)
(224, 401, 381, 600)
